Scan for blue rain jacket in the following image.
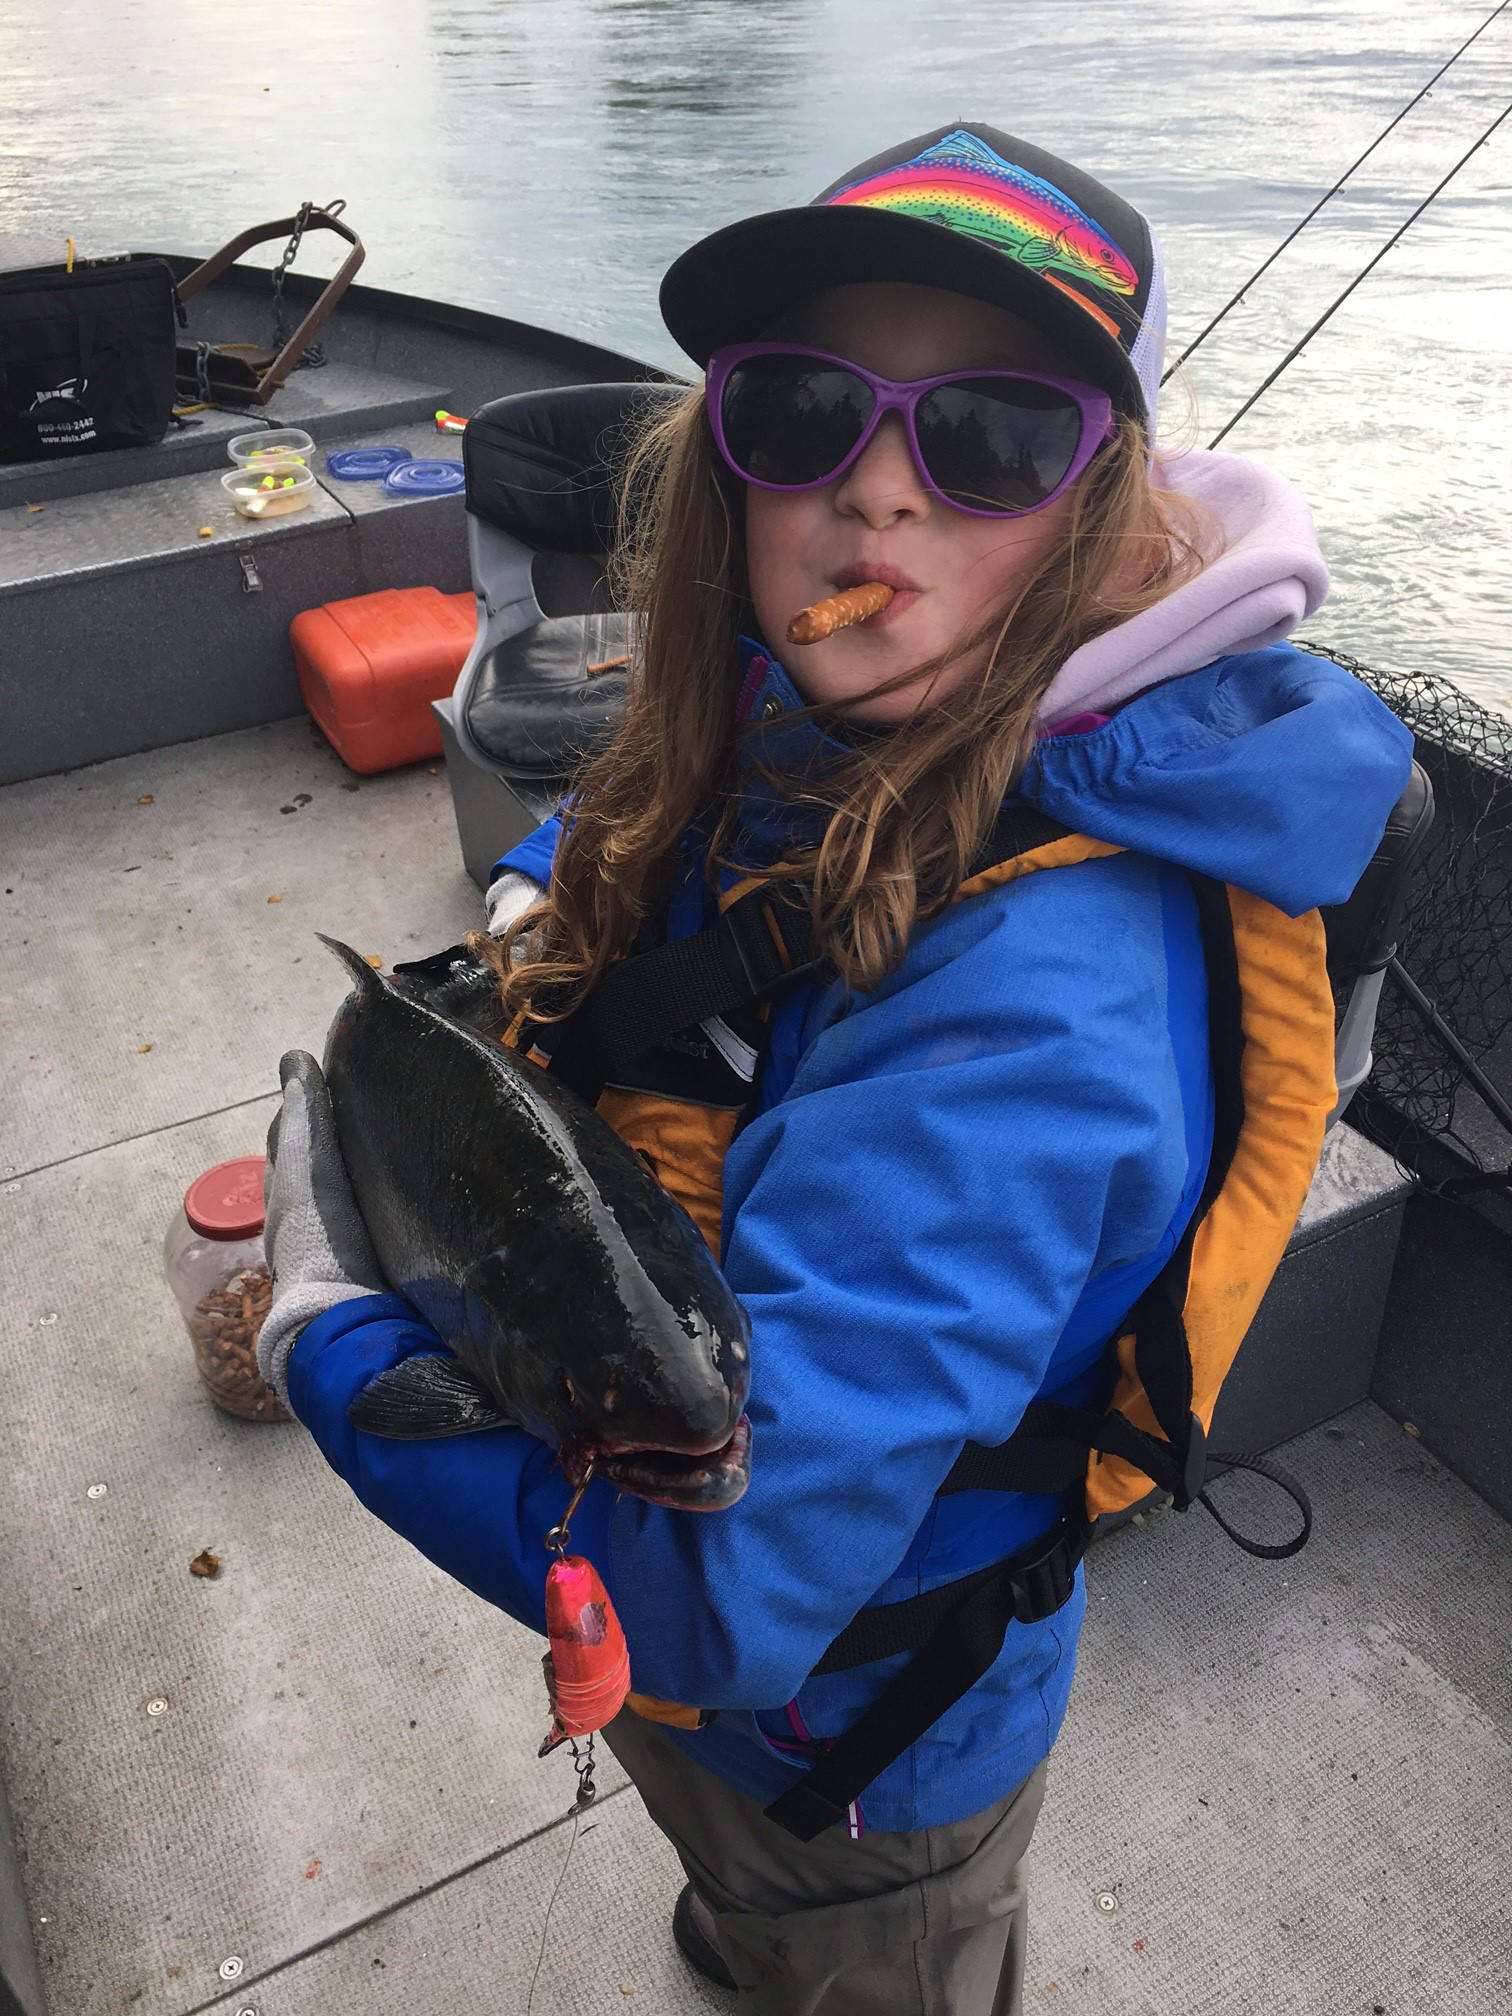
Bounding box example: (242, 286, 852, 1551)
(288, 636, 1412, 1832)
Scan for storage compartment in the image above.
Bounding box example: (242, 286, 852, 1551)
(290, 585, 477, 773)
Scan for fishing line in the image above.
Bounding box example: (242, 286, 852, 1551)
(1208, 90, 1512, 447)
(524, 1738, 600, 2015)
(524, 1808, 584, 2014)
(1165, 0, 1511, 382)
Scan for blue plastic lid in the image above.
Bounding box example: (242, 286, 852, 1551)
(383, 458, 465, 496)
(325, 446, 413, 481)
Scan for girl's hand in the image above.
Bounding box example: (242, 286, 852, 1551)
(257, 1049, 388, 1405)
(484, 868, 545, 935)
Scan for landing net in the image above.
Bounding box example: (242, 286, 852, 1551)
(1301, 641, 1512, 1178)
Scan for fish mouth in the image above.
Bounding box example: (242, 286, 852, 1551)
(574, 1415, 752, 1512)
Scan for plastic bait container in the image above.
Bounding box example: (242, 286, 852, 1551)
(164, 1156, 289, 1422)
(226, 427, 315, 469)
(222, 464, 316, 519)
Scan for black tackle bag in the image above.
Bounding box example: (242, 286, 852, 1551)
(0, 254, 182, 462)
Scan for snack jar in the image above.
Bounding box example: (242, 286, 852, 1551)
(164, 1156, 289, 1421)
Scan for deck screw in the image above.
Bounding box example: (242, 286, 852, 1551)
(146, 1698, 169, 1717)
(87, 1484, 108, 1500)
(1095, 1891, 1119, 1915)
(219, 1955, 244, 1981)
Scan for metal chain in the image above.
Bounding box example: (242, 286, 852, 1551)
(270, 198, 345, 370)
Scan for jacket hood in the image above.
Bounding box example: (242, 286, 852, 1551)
(1021, 645, 1414, 914)
(1037, 445, 1332, 724)
(1021, 446, 1412, 915)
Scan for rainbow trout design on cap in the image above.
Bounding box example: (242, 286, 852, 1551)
(827, 129, 1137, 337)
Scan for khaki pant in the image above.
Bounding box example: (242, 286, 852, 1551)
(603, 1711, 1047, 2015)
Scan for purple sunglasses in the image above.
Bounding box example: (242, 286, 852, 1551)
(706, 342, 1115, 520)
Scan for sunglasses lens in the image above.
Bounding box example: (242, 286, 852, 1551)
(720, 356, 873, 487)
(915, 379, 1086, 512)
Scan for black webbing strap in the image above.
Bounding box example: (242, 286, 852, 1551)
(542, 883, 817, 1089)
(1199, 1448, 1313, 1559)
(536, 802, 1071, 1093)
(764, 1511, 1090, 1841)
(935, 1402, 1092, 1495)
(938, 1399, 1193, 1502)
(1129, 874, 1244, 1458)
(972, 802, 1075, 866)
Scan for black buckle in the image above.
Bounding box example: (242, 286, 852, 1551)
(1006, 1514, 1088, 1625)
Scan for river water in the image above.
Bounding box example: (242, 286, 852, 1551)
(3, 0, 1509, 710)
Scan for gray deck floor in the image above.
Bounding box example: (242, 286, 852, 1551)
(2, 722, 1508, 2016)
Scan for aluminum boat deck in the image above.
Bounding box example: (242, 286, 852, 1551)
(2, 719, 1507, 2016)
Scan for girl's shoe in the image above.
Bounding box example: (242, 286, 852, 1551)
(672, 1883, 737, 1991)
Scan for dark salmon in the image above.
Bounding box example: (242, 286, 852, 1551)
(319, 937, 751, 1511)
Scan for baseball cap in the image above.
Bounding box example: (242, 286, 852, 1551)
(661, 123, 1166, 436)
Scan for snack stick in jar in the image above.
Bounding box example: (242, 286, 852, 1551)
(786, 581, 895, 645)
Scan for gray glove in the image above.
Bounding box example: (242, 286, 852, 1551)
(257, 1050, 385, 1408)
(484, 869, 545, 938)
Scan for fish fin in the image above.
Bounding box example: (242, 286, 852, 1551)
(316, 933, 385, 996)
(347, 1356, 512, 1438)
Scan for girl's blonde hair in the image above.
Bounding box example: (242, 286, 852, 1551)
(494, 371, 1213, 1020)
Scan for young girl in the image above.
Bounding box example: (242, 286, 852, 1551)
(260, 124, 1413, 2014)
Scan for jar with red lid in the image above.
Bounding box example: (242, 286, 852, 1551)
(164, 1156, 289, 1422)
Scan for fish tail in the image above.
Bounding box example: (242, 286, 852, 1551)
(315, 933, 386, 996)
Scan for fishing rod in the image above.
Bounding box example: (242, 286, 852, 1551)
(1207, 88, 1512, 447)
(1165, 0, 1511, 383)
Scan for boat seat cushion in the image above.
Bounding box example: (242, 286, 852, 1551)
(465, 613, 629, 777)
(464, 381, 684, 554)
(1320, 761, 1434, 980)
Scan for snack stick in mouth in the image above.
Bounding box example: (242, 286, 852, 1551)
(786, 581, 895, 645)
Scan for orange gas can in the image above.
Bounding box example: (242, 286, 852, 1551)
(290, 586, 476, 774)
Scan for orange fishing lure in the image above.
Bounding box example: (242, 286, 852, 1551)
(539, 1553, 631, 1753)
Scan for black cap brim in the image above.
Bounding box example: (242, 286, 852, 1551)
(660, 204, 1145, 423)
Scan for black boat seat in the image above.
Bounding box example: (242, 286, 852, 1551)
(1320, 759, 1435, 1118)
(444, 379, 1434, 1126)
(1320, 760, 1434, 981)
(445, 382, 676, 790)
(465, 614, 629, 777)
(463, 380, 680, 555)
